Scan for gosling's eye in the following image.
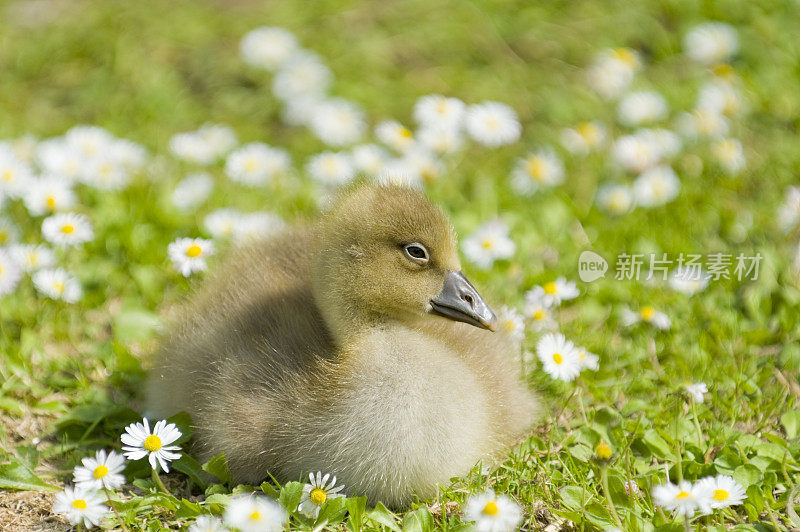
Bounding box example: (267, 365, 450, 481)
(403, 243, 429, 265)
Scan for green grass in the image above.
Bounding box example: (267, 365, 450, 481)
(1, 0, 800, 530)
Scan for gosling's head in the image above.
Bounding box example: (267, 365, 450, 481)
(312, 184, 496, 341)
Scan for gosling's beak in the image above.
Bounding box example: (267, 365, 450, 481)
(430, 271, 497, 331)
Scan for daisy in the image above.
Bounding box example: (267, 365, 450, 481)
(225, 143, 291, 186)
(36, 139, 84, 182)
(298, 471, 345, 518)
(402, 149, 444, 184)
(232, 212, 287, 242)
(110, 138, 148, 170)
(417, 126, 464, 155)
(32, 268, 82, 302)
(461, 220, 515, 269)
(9, 244, 56, 272)
(52, 485, 108, 529)
(617, 91, 668, 126)
(537, 332, 581, 382)
(223, 494, 287, 532)
(375, 120, 415, 153)
(65, 125, 114, 159)
(272, 51, 332, 101)
(620, 305, 671, 330)
(612, 134, 659, 174)
(374, 160, 424, 189)
(595, 441, 612, 460)
(652, 480, 714, 516)
(576, 346, 599, 371)
(413, 94, 466, 129)
(560, 121, 606, 155)
(81, 153, 131, 190)
(0, 217, 19, 245)
(669, 266, 710, 294)
(351, 144, 388, 175)
(309, 100, 366, 147)
(1, 135, 37, 162)
(684, 22, 738, 65)
(121, 418, 182, 472)
(463, 490, 523, 532)
(596, 184, 634, 215)
(306, 152, 356, 187)
(23, 176, 77, 216)
(73, 449, 126, 490)
(464, 102, 521, 147)
(169, 124, 237, 166)
(697, 81, 741, 116)
(172, 173, 214, 211)
(510, 149, 564, 195)
(240, 26, 298, 70)
(281, 94, 325, 126)
(523, 292, 557, 332)
(496, 306, 525, 343)
(711, 138, 744, 174)
(777, 186, 800, 232)
(677, 109, 730, 139)
(0, 249, 22, 296)
(633, 165, 680, 207)
(637, 128, 682, 160)
(695, 475, 746, 509)
(189, 515, 228, 532)
(168, 237, 214, 277)
(205, 209, 244, 239)
(41, 212, 94, 247)
(684, 382, 708, 403)
(0, 152, 34, 198)
(528, 277, 579, 307)
(585, 48, 640, 99)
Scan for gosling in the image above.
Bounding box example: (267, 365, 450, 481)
(146, 184, 539, 508)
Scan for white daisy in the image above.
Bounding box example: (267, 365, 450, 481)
(620, 305, 671, 330)
(537, 332, 581, 382)
(232, 212, 287, 242)
(464, 102, 521, 147)
(697, 81, 741, 116)
(65, 125, 115, 159)
(413, 94, 466, 129)
(306, 152, 355, 187)
(272, 51, 331, 101)
(0, 217, 19, 245)
(523, 291, 557, 332)
(240, 26, 298, 70)
(652, 480, 714, 516)
(464, 490, 523, 532)
(1, 135, 37, 163)
(510, 149, 564, 195)
(205, 209, 244, 239)
(612, 134, 659, 174)
(0, 152, 34, 198)
(576, 346, 599, 371)
(596, 184, 634, 215)
(695, 475, 747, 509)
(110, 138, 148, 170)
(402, 149, 444, 184)
(417, 126, 464, 155)
(298, 471, 345, 518)
(188, 515, 228, 532)
(617, 91, 668, 126)
(223, 494, 287, 532)
(633, 165, 680, 207)
(711, 138, 744, 174)
(350, 144, 388, 175)
(0, 249, 22, 296)
(9, 244, 55, 272)
(375, 120, 415, 153)
(225, 143, 291, 186)
(560, 121, 606, 155)
(668, 266, 710, 294)
(23, 176, 77, 216)
(171, 173, 214, 211)
(778, 186, 800, 232)
(52, 485, 108, 529)
(73, 449, 126, 490)
(309, 100, 366, 147)
(684, 22, 738, 65)
(684, 382, 708, 403)
(32, 268, 82, 302)
(168, 237, 214, 277)
(121, 418, 182, 472)
(169, 124, 237, 166)
(677, 109, 730, 139)
(374, 160, 423, 189)
(36, 139, 84, 182)
(81, 153, 131, 191)
(637, 128, 682, 160)
(462, 220, 515, 269)
(585, 48, 640, 99)
(496, 306, 525, 343)
(529, 277, 579, 307)
(41, 212, 94, 247)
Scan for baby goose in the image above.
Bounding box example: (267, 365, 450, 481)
(146, 184, 539, 508)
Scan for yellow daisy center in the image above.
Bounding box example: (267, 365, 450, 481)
(46, 196, 56, 210)
(61, 224, 74, 234)
(244, 159, 258, 172)
(577, 122, 600, 144)
(526, 157, 546, 181)
(0, 231, 7, 243)
(249, 511, 261, 521)
(437, 100, 448, 114)
(533, 310, 545, 320)
(595, 442, 612, 459)
(399, 127, 413, 139)
(143, 434, 162, 452)
(712, 63, 734, 79)
(72, 499, 87, 510)
(93, 465, 109, 479)
(713, 489, 729, 501)
(310, 487, 327, 506)
(578, 350, 586, 360)
(613, 48, 637, 67)
(482, 501, 499, 515)
(640, 306, 655, 321)
(543, 282, 557, 295)
(502, 320, 516, 333)
(552, 352, 563, 364)
(2, 170, 12, 182)
(481, 239, 493, 249)
(608, 192, 628, 212)
(675, 491, 690, 499)
(186, 245, 202, 258)
(53, 282, 64, 294)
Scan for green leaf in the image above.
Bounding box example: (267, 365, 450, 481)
(0, 460, 58, 491)
(278, 481, 304, 515)
(113, 307, 161, 344)
(173, 454, 213, 490)
(559, 485, 593, 510)
(345, 496, 368, 532)
(315, 496, 347, 526)
(401, 507, 434, 532)
(202, 452, 232, 484)
(366, 502, 402, 531)
(781, 410, 800, 439)
(733, 464, 761, 487)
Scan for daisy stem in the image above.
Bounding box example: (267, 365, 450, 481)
(690, 399, 703, 445)
(151, 468, 170, 494)
(683, 516, 691, 532)
(599, 464, 624, 529)
(103, 486, 131, 532)
(576, 384, 589, 425)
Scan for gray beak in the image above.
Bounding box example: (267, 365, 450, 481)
(430, 271, 497, 331)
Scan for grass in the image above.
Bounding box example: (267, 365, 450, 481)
(1, 0, 800, 530)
